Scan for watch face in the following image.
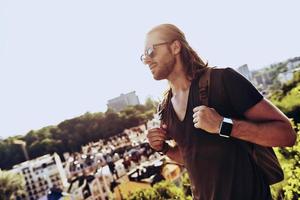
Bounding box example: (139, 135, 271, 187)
(220, 121, 233, 137)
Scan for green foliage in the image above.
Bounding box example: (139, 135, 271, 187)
(0, 170, 25, 200)
(268, 71, 300, 199)
(281, 71, 300, 96)
(126, 181, 188, 200)
(0, 138, 27, 171)
(181, 171, 192, 197)
(270, 71, 300, 124)
(275, 85, 300, 112)
(271, 123, 300, 200)
(253, 61, 289, 89)
(0, 99, 158, 169)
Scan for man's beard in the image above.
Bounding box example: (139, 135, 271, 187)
(153, 58, 175, 80)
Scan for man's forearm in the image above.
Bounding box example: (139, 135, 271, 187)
(165, 145, 184, 165)
(231, 119, 296, 147)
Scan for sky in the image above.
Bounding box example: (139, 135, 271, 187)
(0, 0, 299, 139)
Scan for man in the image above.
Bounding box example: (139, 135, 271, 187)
(142, 24, 296, 200)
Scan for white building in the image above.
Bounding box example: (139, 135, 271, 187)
(68, 165, 113, 200)
(124, 125, 147, 146)
(237, 64, 252, 81)
(107, 91, 140, 112)
(9, 153, 68, 200)
(287, 57, 300, 70)
(277, 71, 294, 84)
(114, 160, 126, 178)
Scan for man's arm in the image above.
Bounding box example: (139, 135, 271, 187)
(193, 98, 297, 147)
(192, 67, 297, 147)
(231, 98, 296, 147)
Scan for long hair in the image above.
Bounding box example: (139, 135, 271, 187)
(148, 24, 208, 80)
(148, 24, 208, 124)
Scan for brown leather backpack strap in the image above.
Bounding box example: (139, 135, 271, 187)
(198, 67, 213, 106)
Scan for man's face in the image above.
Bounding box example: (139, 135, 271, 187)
(143, 31, 175, 80)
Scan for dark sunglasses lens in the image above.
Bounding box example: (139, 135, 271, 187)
(146, 48, 154, 58)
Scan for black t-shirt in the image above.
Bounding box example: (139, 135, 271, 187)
(163, 67, 271, 200)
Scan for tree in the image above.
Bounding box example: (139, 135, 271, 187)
(0, 170, 25, 200)
(0, 138, 27, 170)
(270, 123, 300, 200)
(0, 99, 158, 169)
(126, 180, 191, 200)
(270, 71, 300, 123)
(144, 97, 158, 111)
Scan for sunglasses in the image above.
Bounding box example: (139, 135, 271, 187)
(140, 41, 173, 63)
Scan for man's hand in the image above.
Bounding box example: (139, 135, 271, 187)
(147, 124, 168, 151)
(193, 105, 223, 134)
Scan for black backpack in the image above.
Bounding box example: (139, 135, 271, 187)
(199, 67, 284, 185)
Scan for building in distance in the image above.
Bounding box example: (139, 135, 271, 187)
(237, 64, 252, 81)
(107, 91, 140, 112)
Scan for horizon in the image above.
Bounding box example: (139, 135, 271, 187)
(1, 0, 300, 139)
(0, 56, 296, 140)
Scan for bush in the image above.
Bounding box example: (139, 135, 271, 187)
(126, 180, 191, 200)
(271, 123, 300, 200)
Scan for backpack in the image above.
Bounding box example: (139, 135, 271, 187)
(199, 67, 284, 185)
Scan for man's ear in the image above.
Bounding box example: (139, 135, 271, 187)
(172, 40, 181, 55)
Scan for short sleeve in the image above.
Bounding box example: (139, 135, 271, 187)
(222, 67, 263, 115)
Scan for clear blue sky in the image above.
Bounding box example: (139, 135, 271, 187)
(0, 0, 299, 139)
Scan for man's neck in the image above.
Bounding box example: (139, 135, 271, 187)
(167, 61, 191, 95)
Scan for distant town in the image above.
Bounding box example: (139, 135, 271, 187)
(9, 114, 183, 200)
(236, 57, 300, 96)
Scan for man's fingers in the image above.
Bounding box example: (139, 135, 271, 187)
(150, 142, 164, 150)
(147, 132, 167, 139)
(193, 105, 208, 113)
(151, 139, 164, 145)
(193, 106, 200, 113)
(193, 112, 198, 119)
(148, 138, 165, 150)
(193, 117, 198, 123)
(148, 128, 166, 134)
(148, 134, 166, 140)
(147, 126, 168, 151)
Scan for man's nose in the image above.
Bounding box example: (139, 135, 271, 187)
(143, 56, 152, 65)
